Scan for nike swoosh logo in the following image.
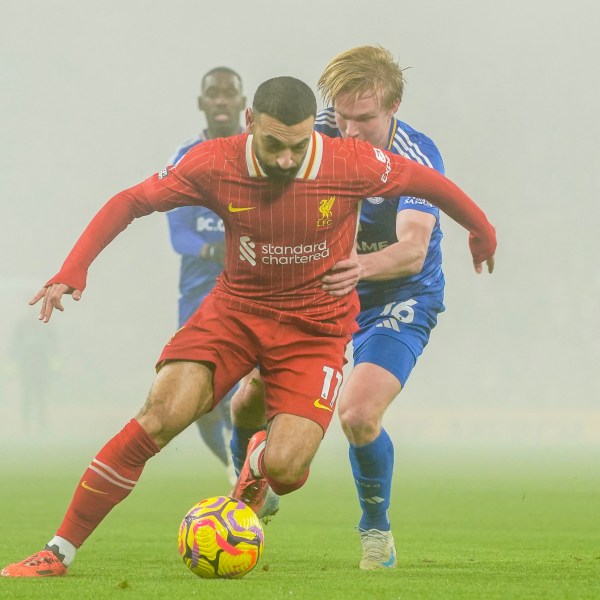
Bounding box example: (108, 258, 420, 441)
(313, 398, 332, 412)
(228, 202, 256, 213)
(81, 480, 108, 494)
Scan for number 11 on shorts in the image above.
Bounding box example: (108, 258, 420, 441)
(319, 366, 343, 409)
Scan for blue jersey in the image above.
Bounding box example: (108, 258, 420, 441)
(167, 130, 232, 324)
(314, 109, 445, 310)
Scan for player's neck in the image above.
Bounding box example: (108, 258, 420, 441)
(206, 127, 240, 140)
(378, 118, 395, 151)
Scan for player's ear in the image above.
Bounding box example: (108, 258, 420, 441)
(198, 95, 206, 112)
(388, 99, 401, 116)
(245, 108, 254, 133)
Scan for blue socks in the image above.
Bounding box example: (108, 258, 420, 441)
(230, 426, 263, 476)
(349, 428, 394, 531)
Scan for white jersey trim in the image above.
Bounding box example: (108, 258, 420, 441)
(391, 127, 433, 168)
(245, 131, 323, 180)
(245, 135, 266, 177)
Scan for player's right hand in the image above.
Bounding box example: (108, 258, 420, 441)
(29, 283, 82, 323)
(321, 257, 362, 297)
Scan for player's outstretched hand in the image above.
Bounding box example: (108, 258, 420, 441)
(29, 283, 82, 323)
(321, 257, 362, 297)
(474, 255, 495, 274)
(469, 225, 496, 275)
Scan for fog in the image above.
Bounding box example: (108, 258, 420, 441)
(1, 0, 598, 450)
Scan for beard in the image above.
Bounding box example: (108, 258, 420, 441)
(262, 164, 298, 182)
(254, 151, 299, 182)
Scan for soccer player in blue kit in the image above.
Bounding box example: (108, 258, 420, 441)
(318, 45, 448, 570)
(167, 67, 246, 483)
(230, 45, 494, 569)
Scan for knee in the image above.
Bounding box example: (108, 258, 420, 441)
(338, 402, 380, 445)
(263, 447, 309, 486)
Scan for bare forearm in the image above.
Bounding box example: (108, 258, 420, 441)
(359, 242, 425, 281)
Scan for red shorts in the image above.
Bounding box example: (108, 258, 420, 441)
(157, 295, 350, 433)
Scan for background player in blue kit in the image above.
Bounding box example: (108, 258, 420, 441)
(167, 67, 246, 483)
(317, 45, 447, 570)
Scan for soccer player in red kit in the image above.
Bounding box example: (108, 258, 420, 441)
(2, 76, 495, 577)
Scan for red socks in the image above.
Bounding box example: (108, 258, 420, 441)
(56, 419, 160, 547)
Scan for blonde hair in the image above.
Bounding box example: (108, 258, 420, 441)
(318, 45, 405, 111)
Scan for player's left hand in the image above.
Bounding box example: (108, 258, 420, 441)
(474, 255, 495, 274)
(469, 225, 496, 275)
(29, 283, 82, 323)
(321, 257, 362, 297)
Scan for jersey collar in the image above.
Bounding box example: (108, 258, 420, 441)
(386, 118, 398, 151)
(245, 131, 323, 180)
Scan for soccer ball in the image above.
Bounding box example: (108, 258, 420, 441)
(178, 496, 264, 579)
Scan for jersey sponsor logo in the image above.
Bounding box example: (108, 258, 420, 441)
(228, 202, 256, 213)
(366, 196, 385, 205)
(313, 398, 333, 412)
(196, 216, 224, 233)
(239, 236, 257, 266)
(358, 240, 389, 252)
(158, 167, 169, 179)
(317, 196, 336, 227)
(239, 236, 330, 266)
(403, 196, 434, 208)
(81, 480, 108, 494)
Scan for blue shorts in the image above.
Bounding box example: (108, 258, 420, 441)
(353, 292, 445, 387)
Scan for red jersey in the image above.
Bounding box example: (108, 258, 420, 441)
(48, 132, 495, 335)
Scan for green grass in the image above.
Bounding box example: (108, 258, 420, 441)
(1, 444, 599, 599)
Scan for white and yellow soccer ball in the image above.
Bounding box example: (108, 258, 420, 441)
(178, 496, 264, 579)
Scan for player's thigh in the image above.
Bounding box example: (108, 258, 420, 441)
(353, 293, 443, 387)
(136, 361, 214, 446)
(338, 360, 402, 424)
(159, 295, 259, 406)
(230, 368, 265, 427)
(261, 327, 350, 434)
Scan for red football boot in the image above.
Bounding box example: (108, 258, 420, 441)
(230, 430, 269, 516)
(2, 548, 67, 577)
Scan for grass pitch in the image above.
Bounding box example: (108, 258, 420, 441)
(1, 442, 598, 599)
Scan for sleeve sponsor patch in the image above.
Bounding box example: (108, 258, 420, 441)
(402, 196, 434, 208)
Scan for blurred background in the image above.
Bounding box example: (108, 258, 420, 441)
(1, 0, 598, 459)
